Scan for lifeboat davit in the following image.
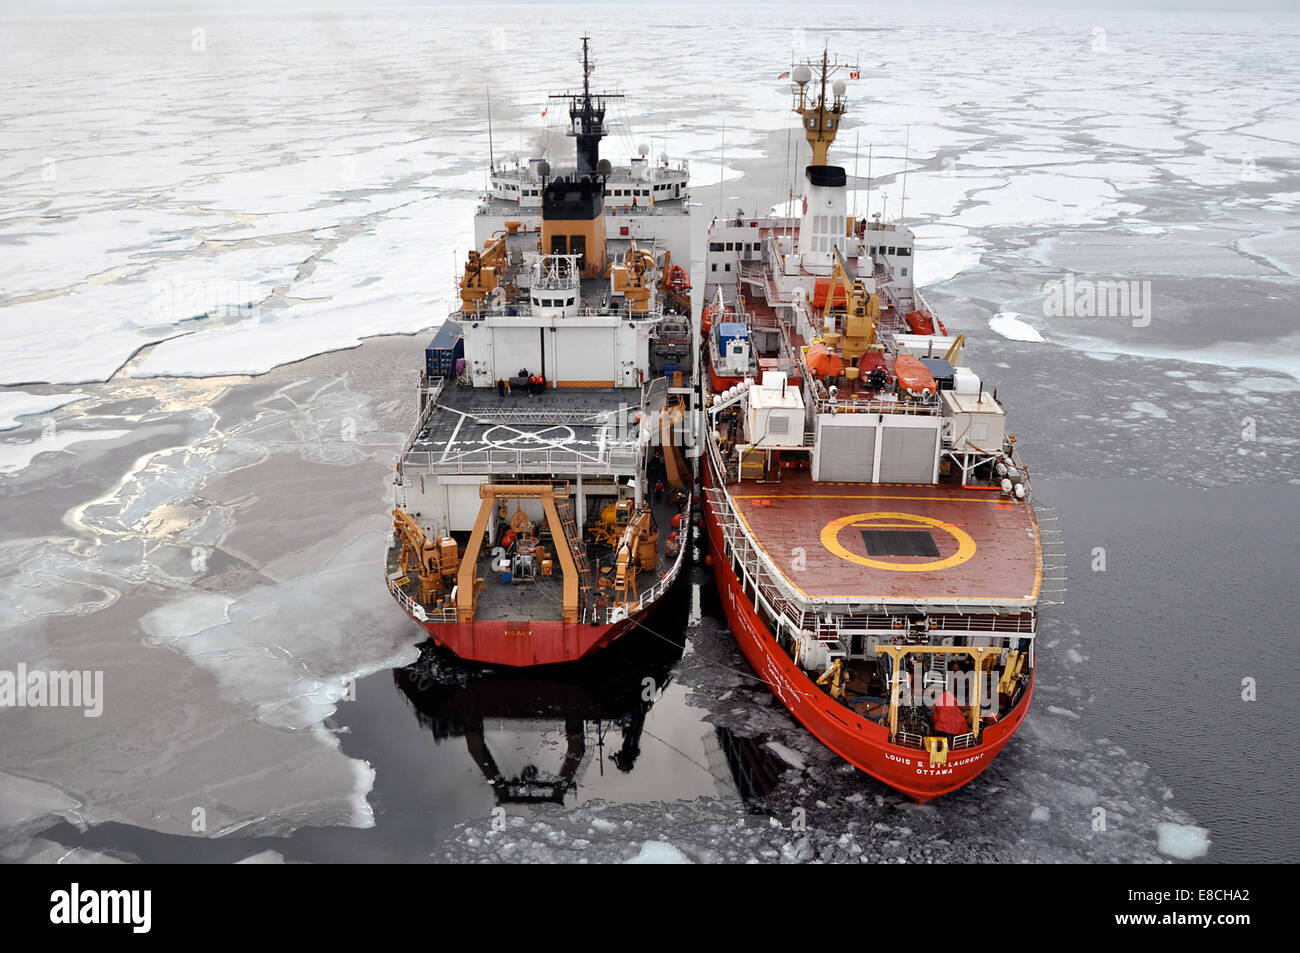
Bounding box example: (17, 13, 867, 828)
(904, 309, 947, 336)
(806, 342, 844, 378)
(893, 353, 937, 397)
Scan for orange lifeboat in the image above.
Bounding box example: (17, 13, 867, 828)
(904, 309, 947, 336)
(894, 353, 937, 397)
(702, 303, 720, 334)
(806, 342, 844, 378)
(812, 277, 848, 309)
(666, 263, 691, 293)
(856, 350, 890, 384)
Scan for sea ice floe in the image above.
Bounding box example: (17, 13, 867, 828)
(0, 391, 87, 431)
(1129, 402, 1169, 420)
(765, 741, 806, 771)
(130, 199, 476, 378)
(626, 841, 692, 864)
(989, 313, 1045, 343)
(1156, 822, 1211, 860)
(0, 428, 132, 475)
(0, 243, 314, 385)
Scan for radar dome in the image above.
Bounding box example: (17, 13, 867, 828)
(638, 142, 649, 156)
(536, 160, 551, 178)
(832, 79, 846, 96)
(597, 158, 612, 175)
(792, 64, 812, 85)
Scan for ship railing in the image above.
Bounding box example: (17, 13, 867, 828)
(896, 731, 925, 750)
(386, 573, 429, 623)
(812, 394, 941, 417)
(398, 376, 446, 465)
(703, 475, 811, 636)
(631, 491, 693, 613)
(891, 730, 984, 752)
(400, 446, 639, 477)
(452, 301, 669, 321)
(928, 614, 1036, 635)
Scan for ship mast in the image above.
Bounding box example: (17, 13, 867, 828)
(549, 35, 622, 175)
(791, 48, 858, 166)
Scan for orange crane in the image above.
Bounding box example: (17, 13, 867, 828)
(392, 508, 458, 602)
(612, 506, 659, 609)
(459, 223, 522, 313)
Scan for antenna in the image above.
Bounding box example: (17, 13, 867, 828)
(719, 117, 725, 217)
(852, 128, 860, 220)
(900, 124, 910, 224)
(486, 88, 494, 169)
(582, 34, 591, 101)
(866, 142, 872, 223)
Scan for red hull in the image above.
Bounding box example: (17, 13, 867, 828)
(414, 614, 643, 667)
(702, 473, 1033, 801)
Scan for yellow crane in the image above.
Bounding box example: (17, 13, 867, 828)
(392, 508, 458, 603)
(459, 222, 522, 313)
(611, 243, 655, 315)
(612, 506, 658, 609)
(825, 246, 879, 360)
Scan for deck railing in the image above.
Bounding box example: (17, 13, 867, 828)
(400, 446, 639, 477)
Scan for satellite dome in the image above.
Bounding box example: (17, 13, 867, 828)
(792, 64, 812, 85)
(536, 160, 551, 178)
(660, 153, 669, 164)
(638, 142, 649, 156)
(596, 158, 612, 175)
(832, 79, 846, 96)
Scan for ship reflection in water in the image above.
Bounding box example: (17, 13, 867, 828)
(394, 574, 701, 806)
(394, 633, 682, 804)
(393, 571, 809, 810)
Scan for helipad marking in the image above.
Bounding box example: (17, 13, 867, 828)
(820, 512, 976, 572)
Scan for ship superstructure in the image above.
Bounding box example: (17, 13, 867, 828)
(699, 53, 1041, 800)
(387, 38, 698, 667)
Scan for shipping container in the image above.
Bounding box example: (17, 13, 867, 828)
(425, 321, 465, 378)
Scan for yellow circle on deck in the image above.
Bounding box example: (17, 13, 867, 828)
(820, 512, 976, 572)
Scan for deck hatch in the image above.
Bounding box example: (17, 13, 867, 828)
(861, 530, 940, 557)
